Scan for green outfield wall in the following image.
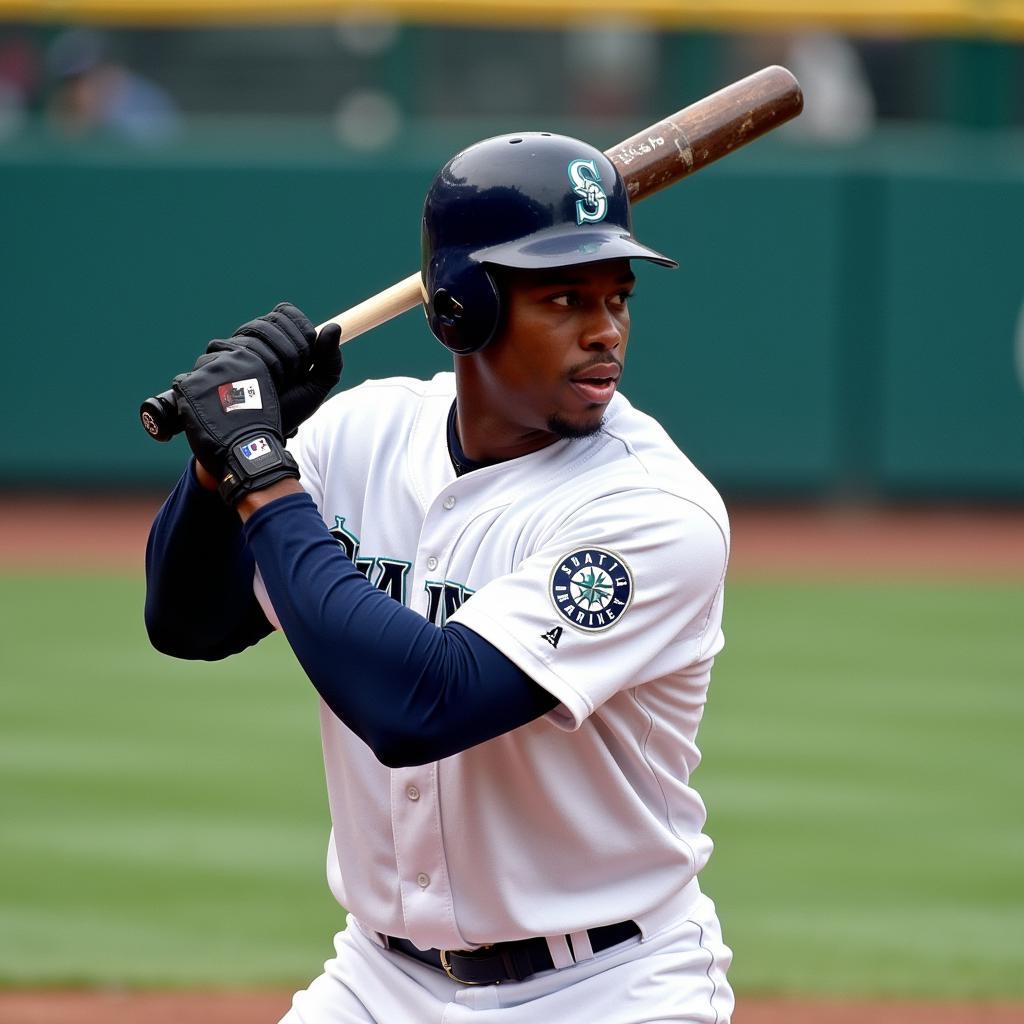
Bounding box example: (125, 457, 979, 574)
(2, 127, 1022, 498)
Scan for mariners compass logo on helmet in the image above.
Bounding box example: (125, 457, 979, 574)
(567, 159, 608, 225)
(550, 547, 633, 632)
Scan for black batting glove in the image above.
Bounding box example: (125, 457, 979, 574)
(206, 302, 343, 437)
(172, 347, 299, 506)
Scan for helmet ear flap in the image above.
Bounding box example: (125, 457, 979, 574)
(428, 267, 501, 355)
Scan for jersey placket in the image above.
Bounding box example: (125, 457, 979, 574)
(389, 480, 476, 951)
(389, 762, 462, 949)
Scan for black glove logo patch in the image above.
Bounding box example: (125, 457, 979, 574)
(218, 378, 263, 413)
(240, 437, 272, 461)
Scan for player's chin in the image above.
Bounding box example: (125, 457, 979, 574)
(546, 409, 606, 440)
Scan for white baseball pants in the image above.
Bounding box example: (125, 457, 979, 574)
(279, 892, 733, 1024)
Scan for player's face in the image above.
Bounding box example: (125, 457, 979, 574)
(458, 259, 634, 460)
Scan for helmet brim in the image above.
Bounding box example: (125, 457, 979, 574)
(472, 224, 677, 271)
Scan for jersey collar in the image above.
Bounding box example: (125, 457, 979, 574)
(447, 400, 502, 477)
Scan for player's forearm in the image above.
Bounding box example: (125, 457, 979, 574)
(192, 459, 219, 492)
(144, 461, 273, 660)
(235, 478, 305, 522)
(242, 492, 558, 766)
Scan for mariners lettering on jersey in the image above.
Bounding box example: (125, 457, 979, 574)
(330, 516, 410, 604)
(549, 546, 633, 632)
(424, 580, 475, 626)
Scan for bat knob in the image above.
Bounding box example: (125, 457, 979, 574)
(139, 389, 181, 443)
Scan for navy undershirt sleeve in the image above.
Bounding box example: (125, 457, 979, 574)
(144, 461, 273, 660)
(243, 491, 558, 767)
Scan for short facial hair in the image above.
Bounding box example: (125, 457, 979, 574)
(546, 413, 605, 440)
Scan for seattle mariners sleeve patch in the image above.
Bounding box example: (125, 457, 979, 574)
(549, 547, 633, 632)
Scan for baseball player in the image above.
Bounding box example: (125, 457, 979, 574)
(145, 132, 734, 1023)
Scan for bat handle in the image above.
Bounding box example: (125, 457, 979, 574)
(139, 389, 181, 442)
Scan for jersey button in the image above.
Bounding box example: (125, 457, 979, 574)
(417, 873, 430, 888)
(426, 556, 439, 571)
(407, 785, 420, 801)
(443, 496, 456, 510)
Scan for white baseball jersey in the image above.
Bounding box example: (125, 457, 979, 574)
(255, 371, 730, 953)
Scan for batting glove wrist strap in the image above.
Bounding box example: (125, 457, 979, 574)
(217, 433, 299, 506)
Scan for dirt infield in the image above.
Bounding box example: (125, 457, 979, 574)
(1, 494, 1023, 576)
(1, 990, 1022, 1024)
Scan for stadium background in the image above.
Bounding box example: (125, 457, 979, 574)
(0, 2, 1021, 1020)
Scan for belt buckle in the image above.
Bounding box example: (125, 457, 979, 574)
(439, 946, 492, 985)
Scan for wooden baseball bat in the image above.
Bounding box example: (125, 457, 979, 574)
(140, 65, 802, 441)
(317, 64, 802, 341)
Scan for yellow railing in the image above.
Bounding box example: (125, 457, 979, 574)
(3, 0, 1024, 39)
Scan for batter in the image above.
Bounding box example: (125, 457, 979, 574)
(146, 132, 734, 1022)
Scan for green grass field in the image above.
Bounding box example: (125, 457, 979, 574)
(1, 572, 1021, 996)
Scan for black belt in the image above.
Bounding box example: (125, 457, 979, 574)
(384, 920, 640, 985)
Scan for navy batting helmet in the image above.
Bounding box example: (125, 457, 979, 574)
(421, 132, 677, 355)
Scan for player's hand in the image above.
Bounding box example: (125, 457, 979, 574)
(206, 302, 343, 437)
(172, 348, 300, 506)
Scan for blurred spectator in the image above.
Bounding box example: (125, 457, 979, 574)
(785, 31, 876, 142)
(45, 27, 180, 143)
(0, 34, 40, 141)
(565, 19, 656, 119)
(730, 30, 876, 143)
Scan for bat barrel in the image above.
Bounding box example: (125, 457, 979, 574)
(610, 65, 803, 201)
